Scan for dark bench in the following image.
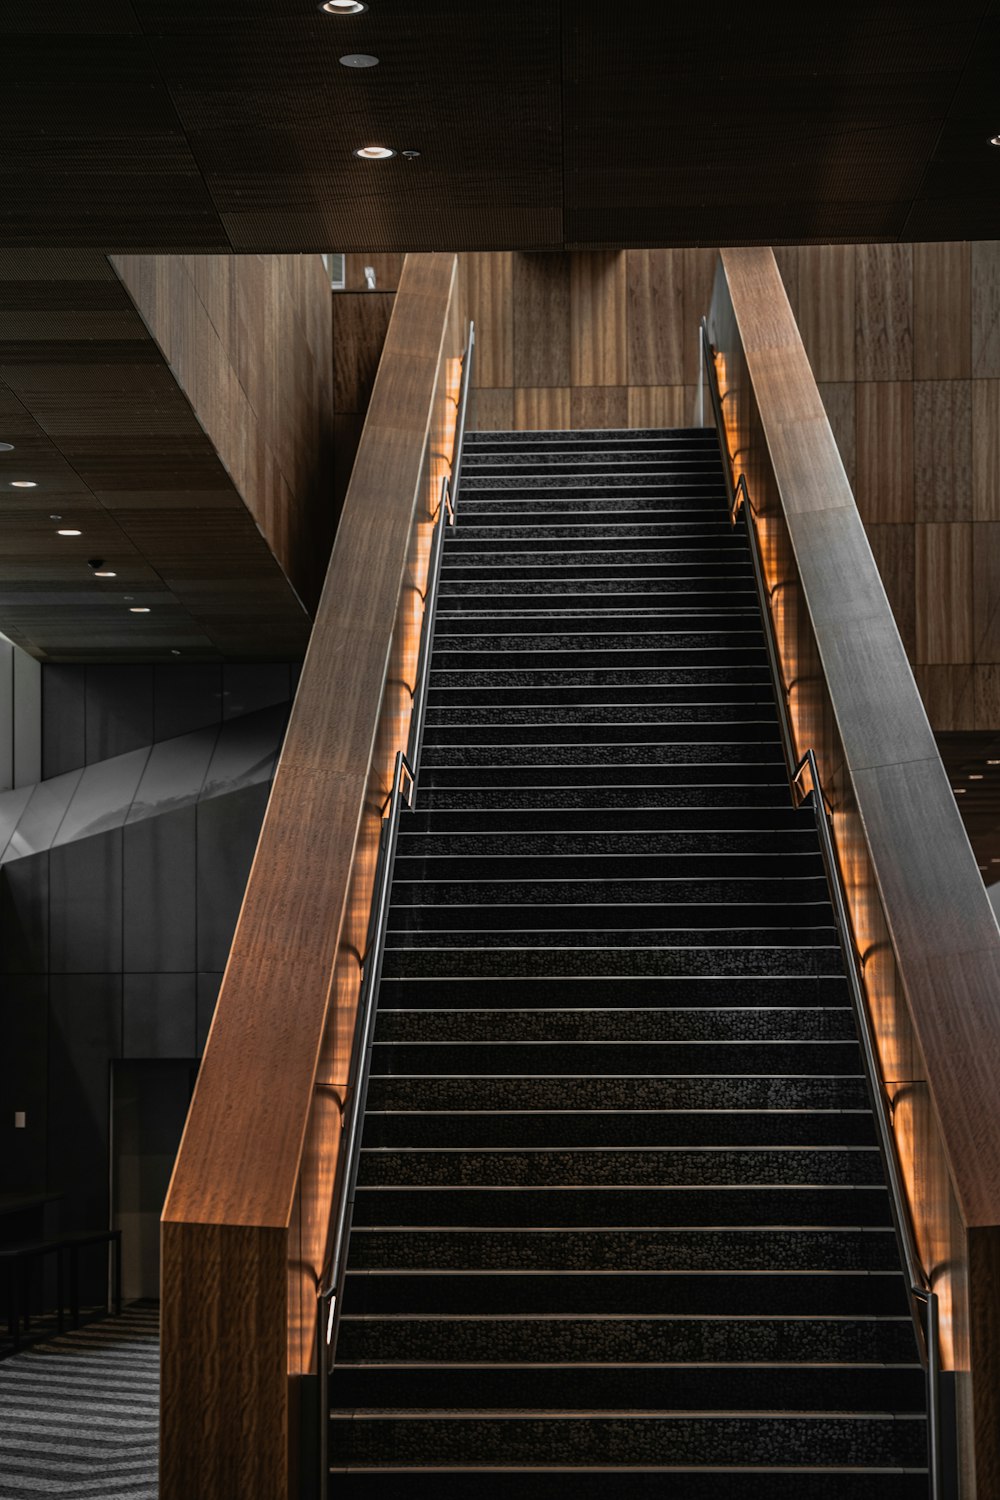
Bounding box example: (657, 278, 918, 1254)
(1, 1228, 122, 1353)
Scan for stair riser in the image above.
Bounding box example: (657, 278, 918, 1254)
(359, 1113, 878, 1149)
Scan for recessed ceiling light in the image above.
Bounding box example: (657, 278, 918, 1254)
(954, 787, 967, 794)
(989, 759, 1000, 766)
(94, 570, 117, 578)
(322, 1, 368, 11)
(0, 442, 13, 452)
(970, 773, 984, 780)
(340, 53, 378, 67)
(11, 481, 36, 488)
(992, 135, 1000, 146)
(170, 649, 181, 656)
(57, 528, 82, 536)
(354, 145, 394, 159)
(129, 606, 150, 614)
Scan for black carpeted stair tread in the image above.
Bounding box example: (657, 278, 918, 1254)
(346, 1226, 898, 1271)
(359, 1110, 879, 1149)
(372, 1007, 856, 1043)
(328, 426, 926, 1495)
(350, 1185, 895, 1230)
(335, 1315, 917, 1366)
(364, 1074, 869, 1110)
(328, 1471, 929, 1500)
(330, 1361, 925, 1412)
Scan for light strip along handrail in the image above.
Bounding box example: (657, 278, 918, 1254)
(449, 321, 475, 519)
(314, 324, 476, 1486)
(701, 315, 946, 1500)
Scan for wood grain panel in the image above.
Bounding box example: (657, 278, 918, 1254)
(160, 253, 461, 1500)
(570, 385, 628, 430)
(682, 249, 718, 385)
(975, 665, 1000, 729)
(626, 250, 683, 387)
(914, 664, 976, 731)
(816, 382, 856, 490)
(867, 523, 915, 659)
(973, 520, 1000, 664)
(855, 382, 914, 523)
(855, 243, 913, 381)
(471, 388, 515, 431)
(627, 386, 688, 430)
(460, 252, 513, 388)
(915, 522, 973, 663)
(332, 292, 395, 413)
(571, 252, 626, 387)
(973, 379, 1000, 521)
(513, 387, 571, 430)
(972, 242, 1000, 379)
(914, 241, 971, 380)
(772, 246, 800, 321)
(344, 253, 405, 292)
(914, 380, 973, 522)
(798, 246, 855, 382)
(512, 253, 570, 388)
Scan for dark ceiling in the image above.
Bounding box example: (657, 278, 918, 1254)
(2, 1, 999, 252)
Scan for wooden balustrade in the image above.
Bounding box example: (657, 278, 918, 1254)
(159, 252, 463, 1500)
(710, 247, 1000, 1498)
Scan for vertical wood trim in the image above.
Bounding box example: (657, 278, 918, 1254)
(972, 242, 1000, 379)
(856, 382, 914, 523)
(915, 521, 974, 663)
(973, 379, 1000, 522)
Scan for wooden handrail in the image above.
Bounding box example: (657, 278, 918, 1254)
(710, 247, 1000, 1495)
(159, 253, 462, 1500)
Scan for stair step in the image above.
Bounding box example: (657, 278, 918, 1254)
(327, 1469, 930, 1500)
(350, 1185, 895, 1229)
(358, 1111, 878, 1149)
(330, 1360, 925, 1411)
(373, 1008, 855, 1043)
(364, 1075, 869, 1111)
(346, 1226, 897, 1272)
(334, 1316, 916, 1366)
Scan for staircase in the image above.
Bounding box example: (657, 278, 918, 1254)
(328, 427, 928, 1496)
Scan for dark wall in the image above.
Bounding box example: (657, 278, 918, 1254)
(1, 665, 297, 1294)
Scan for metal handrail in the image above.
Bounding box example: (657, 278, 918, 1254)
(406, 473, 453, 800)
(449, 321, 476, 519)
(702, 312, 945, 1499)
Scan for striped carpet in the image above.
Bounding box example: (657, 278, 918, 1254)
(0, 1305, 159, 1498)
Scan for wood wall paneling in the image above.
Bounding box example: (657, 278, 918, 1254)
(915, 664, 977, 731)
(626, 386, 690, 430)
(915, 521, 974, 664)
(914, 241, 971, 381)
(344, 253, 406, 292)
(914, 381, 973, 523)
(571, 252, 627, 388)
(798, 246, 856, 382)
(855, 243, 913, 381)
(512, 253, 571, 388)
(513, 387, 571, 430)
(972, 242, 1000, 379)
(627, 250, 683, 387)
(816, 381, 856, 490)
(973, 379, 1000, 522)
(866, 523, 916, 659)
(471, 388, 515, 431)
(973, 520, 1000, 664)
(571, 385, 628, 430)
(855, 382, 914, 524)
(332, 293, 395, 413)
(460, 252, 514, 388)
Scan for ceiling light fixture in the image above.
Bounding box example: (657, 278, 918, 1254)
(57, 528, 82, 536)
(321, 1, 368, 12)
(354, 145, 394, 159)
(989, 759, 1000, 766)
(129, 606, 150, 614)
(340, 53, 379, 67)
(11, 481, 36, 488)
(992, 135, 1000, 146)
(954, 787, 967, 794)
(94, 570, 117, 578)
(0, 442, 13, 452)
(970, 773, 985, 780)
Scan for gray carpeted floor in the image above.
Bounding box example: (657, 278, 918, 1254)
(0, 1305, 159, 1499)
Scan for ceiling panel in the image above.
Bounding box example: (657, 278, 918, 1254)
(0, 255, 310, 661)
(1, 1, 997, 250)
